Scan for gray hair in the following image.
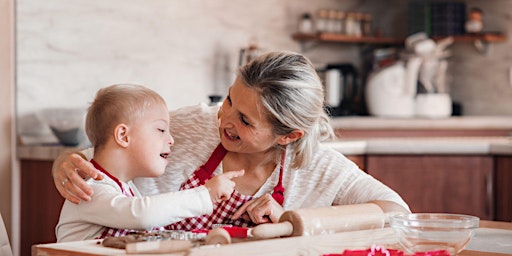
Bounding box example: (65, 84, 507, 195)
(238, 51, 334, 169)
(86, 84, 167, 151)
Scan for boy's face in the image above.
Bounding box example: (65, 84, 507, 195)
(128, 102, 173, 178)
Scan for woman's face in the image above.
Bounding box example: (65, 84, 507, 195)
(218, 77, 282, 154)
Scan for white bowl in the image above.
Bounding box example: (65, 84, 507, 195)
(389, 213, 479, 255)
(39, 108, 87, 146)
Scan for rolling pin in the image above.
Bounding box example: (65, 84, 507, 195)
(251, 203, 390, 239)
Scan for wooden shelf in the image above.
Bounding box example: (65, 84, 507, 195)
(292, 32, 507, 45)
(432, 33, 507, 43)
(292, 32, 403, 45)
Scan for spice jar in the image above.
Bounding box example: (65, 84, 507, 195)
(345, 12, 356, 36)
(298, 13, 314, 33)
(315, 9, 329, 33)
(362, 13, 373, 36)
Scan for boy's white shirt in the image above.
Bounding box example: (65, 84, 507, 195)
(56, 173, 213, 242)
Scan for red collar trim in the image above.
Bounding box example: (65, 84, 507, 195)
(90, 159, 134, 196)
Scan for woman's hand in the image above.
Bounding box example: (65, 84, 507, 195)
(52, 151, 103, 204)
(231, 194, 285, 224)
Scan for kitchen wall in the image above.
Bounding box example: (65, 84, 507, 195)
(450, 0, 512, 115)
(16, 0, 512, 137)
(15, 0, 404, 136)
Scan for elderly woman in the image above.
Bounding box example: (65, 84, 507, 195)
(52, 51, 410, 228)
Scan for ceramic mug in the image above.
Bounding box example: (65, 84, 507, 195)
(415, 93, 452, 118)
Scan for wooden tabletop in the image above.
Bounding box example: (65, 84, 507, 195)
(33, 220, 512, 256)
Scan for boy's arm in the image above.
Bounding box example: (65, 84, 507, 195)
(77, 182, 213, 230)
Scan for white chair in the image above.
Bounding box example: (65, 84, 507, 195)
(0, 212, 13, 256)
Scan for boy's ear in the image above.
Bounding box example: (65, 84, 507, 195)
(277, 129, 304, 146)
(114, 124, 130, 147)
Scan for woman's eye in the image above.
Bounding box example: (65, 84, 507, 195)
(226, 95, 232, 105)
(239, 114, 250, 126)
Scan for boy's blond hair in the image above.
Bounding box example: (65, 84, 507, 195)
(85, 84, 167, 151)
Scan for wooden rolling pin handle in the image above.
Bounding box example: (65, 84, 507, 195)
(250, 221, 293, 239)
(205, 227, 232, 245)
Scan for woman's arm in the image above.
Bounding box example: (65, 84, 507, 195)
(370, 200, 410, 215)
(52, 149, 103, 204)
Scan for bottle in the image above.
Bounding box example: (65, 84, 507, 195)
(345, 12, 356, 36)
(362, 13, 373, 36)
(327, 9, 338, 33)
(298, 13, 314, 34)
(335, 11, 346, 34)
(353, 13, 363, 37)
(315, 9, 329, 33)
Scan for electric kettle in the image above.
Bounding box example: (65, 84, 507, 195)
(323, 63, 364, 116)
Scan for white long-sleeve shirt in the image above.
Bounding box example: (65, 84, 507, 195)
(56, 174, 213, 242)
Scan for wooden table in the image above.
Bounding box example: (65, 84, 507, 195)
(32, 221, 512, 256)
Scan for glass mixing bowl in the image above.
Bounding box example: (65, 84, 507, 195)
(389, 213, 479, 255)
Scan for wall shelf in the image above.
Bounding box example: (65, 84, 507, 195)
(292, 32, 404, 45)
(432, 33, 507, 43)
(292, 32, 507, 54)
(293, 32, 507, 44)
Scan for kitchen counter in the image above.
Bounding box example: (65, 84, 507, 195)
(330, 116, 512, 130)
(18, 136, 512, 161)
(16, 116, 512, 160)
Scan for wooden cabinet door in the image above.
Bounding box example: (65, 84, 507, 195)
(366, 155, 494, 220)
(346, 155, 365, 170)
(495, 156, 512, 222)
(21, 160, 64, 256)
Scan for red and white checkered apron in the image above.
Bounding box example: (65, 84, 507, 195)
(90, 159, 163, 238)
(165, 143, 285, 231)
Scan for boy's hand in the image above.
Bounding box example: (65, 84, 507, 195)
(204, 169, 245, 203)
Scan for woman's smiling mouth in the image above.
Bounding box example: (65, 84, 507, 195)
(224, 129, 240, 141)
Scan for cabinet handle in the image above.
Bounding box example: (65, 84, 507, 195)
(485, 171, 494, 219)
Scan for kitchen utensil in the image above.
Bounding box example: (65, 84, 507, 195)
(125, 227, 231, 254)
(250, 203, 388, 239)
(366, 57, 421, 117)
(323, 63, 364, 116)
(415, 93, 452, 118)
(38, 108, 88, 146)
(389, 213, 479, 255)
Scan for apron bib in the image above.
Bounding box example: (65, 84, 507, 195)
(165, 144, 285, 231)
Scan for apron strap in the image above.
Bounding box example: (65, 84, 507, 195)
(195, 143, 227, 184)
(271, 150, 286, 205)
(194, 143, 285, 206)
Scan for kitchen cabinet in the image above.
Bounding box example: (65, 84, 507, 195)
(346, 155, 365, 170)
(20, 160, 64, 256)
(495, 156, 512, 222)
(366, 155, 494, 220)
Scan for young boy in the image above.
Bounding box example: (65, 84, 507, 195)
(56, 84, 244, 242)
